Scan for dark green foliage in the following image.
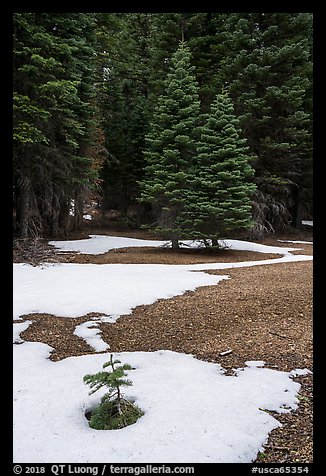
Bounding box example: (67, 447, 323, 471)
(96, 12, 312, 235)
(83, 354, 143, 431)
(13, 13, 313, 239)
(138, 42, 201, 246)
(84, 355, 133, 401)
(87, 399, 144, 431)
(139, 44, 256, 244)
(97, 13, 153, 217)
(185, 90, 256, 240)
(13, 13, 99, 237)
(186, 13, 228, 112)
(148, 13, 186, 98)
(217, 13, 313, 234)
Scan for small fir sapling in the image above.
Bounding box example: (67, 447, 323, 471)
(83, 354, 143, 430)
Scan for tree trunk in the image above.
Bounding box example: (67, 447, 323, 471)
(136, 202, 143, 229)
(291, 186, 304, 229)
(211, 238, 219, 247)
(171, 238, 179, 249)
(51, 214, 59, 237)
(50, 193, 60, 237)
(73, 187, 84, 231)
(59, 196, 70, 237)
(18, 176, 31, 238)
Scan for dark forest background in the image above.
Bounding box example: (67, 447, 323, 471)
(13, 13, 313, 241)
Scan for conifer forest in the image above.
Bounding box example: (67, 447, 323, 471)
(13, 13, 313, 243)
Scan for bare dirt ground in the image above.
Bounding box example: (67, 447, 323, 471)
(16, 227, 313, 463)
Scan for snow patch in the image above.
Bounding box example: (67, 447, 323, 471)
(13, 235, 313, 463)
(49, 235, 302, 256)
(278, 240, 312, 245)
(290, 368, 312, 377)
(13, 345, 308, 463)
(13, 321, 32, 344)
(13, 248, 312, 322)
(49, 235, 168, 255)
(245, 360, 266, 368)
(13, 263, 228, 320)
(74, 321, 109, 352)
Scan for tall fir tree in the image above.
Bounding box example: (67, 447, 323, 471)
(139, 42, 200, 248)
(185, 89, 256, 242)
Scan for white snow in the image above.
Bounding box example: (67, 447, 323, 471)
(13, 320, 32, 343)
(13, 263, 228, 321)
(13, 249, 312, 322)
(302, 220, 313, 226)
(83, 214, 93, 221)
(185, 252, 312, 271)
(182, 239, 304, 256)
(49, 235, 168, 255)
(278, 240, 313, 245)
(13, 344, 306, 463)
(49, 235, 301, 256)
(290, 369, 312, 377)
(74, 321, 109, 352)
(244, 360, 266, 368)
(13, 235, 313, 463)
(13, 237, 312, 322)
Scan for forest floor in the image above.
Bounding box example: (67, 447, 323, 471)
(16, 226, 313, 463)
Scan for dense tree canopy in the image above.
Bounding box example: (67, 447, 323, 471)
(218, 13, 313, 235)
(13, 12, 313, 240)
(13, 13, 100, 237)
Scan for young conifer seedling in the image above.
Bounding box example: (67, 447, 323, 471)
(83, 354, 143, 430)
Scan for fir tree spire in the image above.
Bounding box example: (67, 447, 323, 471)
(185, 89, 256, 241)
(139, 42, 200, 247)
